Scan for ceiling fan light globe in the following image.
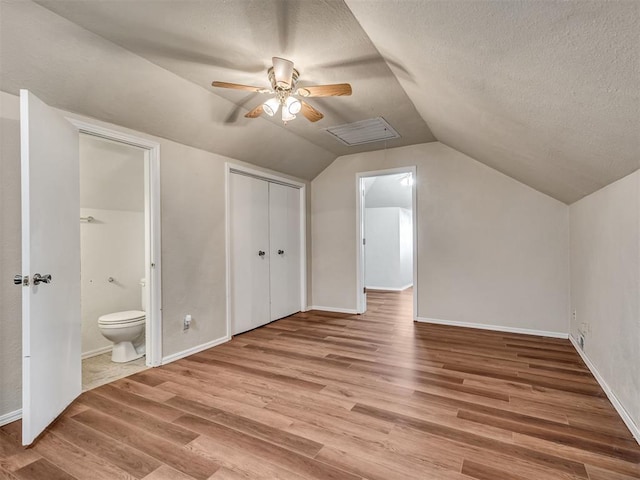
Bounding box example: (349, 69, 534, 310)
(282, 108, 296, 122)
(263, 97, 280, 117)
(286, 96, 302, 115)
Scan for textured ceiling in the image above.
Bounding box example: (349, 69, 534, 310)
(345, 0, 640, 203)
(1, 0, 434, 180)
(2, 1, 638, 202)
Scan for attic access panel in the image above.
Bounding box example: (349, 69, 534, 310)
(326, 117, 400, 146)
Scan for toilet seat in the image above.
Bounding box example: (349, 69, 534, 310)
(98, 318, 145, 330)
(98, 310, 145, 326)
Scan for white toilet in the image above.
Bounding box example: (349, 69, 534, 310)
(98, 279, 146, 363)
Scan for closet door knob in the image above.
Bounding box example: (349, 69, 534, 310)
(258, 251, 265, 257)
(278, 250, 284, 255)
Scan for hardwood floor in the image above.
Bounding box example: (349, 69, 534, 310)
(2, 290, 639, 479)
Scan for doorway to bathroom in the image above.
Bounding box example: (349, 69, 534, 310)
(77, 128, 161, 391)
(356, 167, 417, 318)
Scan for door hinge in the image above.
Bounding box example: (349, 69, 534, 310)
(363, 238, 366, 245)
(363, 287, 367, 294)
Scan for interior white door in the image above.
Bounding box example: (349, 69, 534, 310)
(19, 90, 81, 445)
(230, 173, 270, 334)
(269, 183, 301, 321)
(359, 179, 367, 313)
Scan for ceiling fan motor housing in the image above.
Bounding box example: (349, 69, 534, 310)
(268, 67, 300, 104)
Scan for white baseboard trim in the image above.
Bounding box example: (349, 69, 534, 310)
(81, 345, 112, 360)
(308, 306, 359, 315)
(415, 316, 569, 339)
(0, 409, 21, 427)
(366, 284, 413, 292)
(569, 335, 640, 444)
(161, 335, 230, 365)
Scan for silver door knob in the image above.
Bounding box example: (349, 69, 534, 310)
(258, 251, 265, 257)
(278, 250, 284, 255)
(33, 273, 52, 285)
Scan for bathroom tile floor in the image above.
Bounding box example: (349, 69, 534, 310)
(82, 352, 148, 392)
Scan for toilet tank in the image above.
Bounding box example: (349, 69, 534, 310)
(140, 278, 147, 311)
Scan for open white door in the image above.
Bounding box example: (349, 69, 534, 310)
(358, 178, 367, 313)
(19, 90, 80, 445)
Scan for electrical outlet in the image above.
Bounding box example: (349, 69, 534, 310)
(572, 309, 577, 323)
(183, 314, 192, 331)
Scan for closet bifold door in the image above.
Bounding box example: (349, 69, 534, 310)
(230, 173, 270, 334)
(269, 183, 301, 321)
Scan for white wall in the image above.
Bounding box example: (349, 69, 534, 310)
(0, 90, 308, 421)
(365, 207, 413, 290)
(569, 169, 640, 437)
(312, 142, 570, 335)
(398, 208, 413, 288)
(80, 208, 145, 356)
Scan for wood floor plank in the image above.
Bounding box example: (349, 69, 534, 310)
(461, 459, 531, 480)
(0, 467, 19, 480)
(76, 390, 199, 446)
(1, 291, 637, 479)
(0, 451, 42, 473)
(13, 458, 76, 480)
(91, 384, 184, 422)
(174, 414, 361, 480)
(159, 381, 294, 430)
(585, 464, 640, 480)
(457, 409, 640, 462)
(51, 417, 161, 478)
(110, 378, 176, 403)
(186, 433, 319, 480)
(164, 395, 323, 457)
(70, 410, 219, 480)
(141, 465, 197, 480)
(0, 434, 22, 460)
(352, 403, 590, 478)
(388, 423, 583, 480)
(512, 432, 640, 478)
(207, 467, 251, 480)
(33, 433, 135, 480)
(314, 444, 466, 480)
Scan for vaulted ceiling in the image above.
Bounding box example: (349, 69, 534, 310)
(1, 0, 638, 203)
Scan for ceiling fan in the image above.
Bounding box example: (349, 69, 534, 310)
(212, 57, 352, 124)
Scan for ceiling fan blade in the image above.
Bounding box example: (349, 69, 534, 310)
(296, 83, 352, 98)
(244, 104, 264, 119)
(300, 101, 323, 122)
(212, 81, 270, 93)
(272, 57, 294, 88)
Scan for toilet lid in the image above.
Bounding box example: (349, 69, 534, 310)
(98, 310, 145, 325)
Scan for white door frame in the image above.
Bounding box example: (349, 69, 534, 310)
(225, 163, 307, 337)
(67, 119, 163, 367)
(356, 166, 417, 318)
